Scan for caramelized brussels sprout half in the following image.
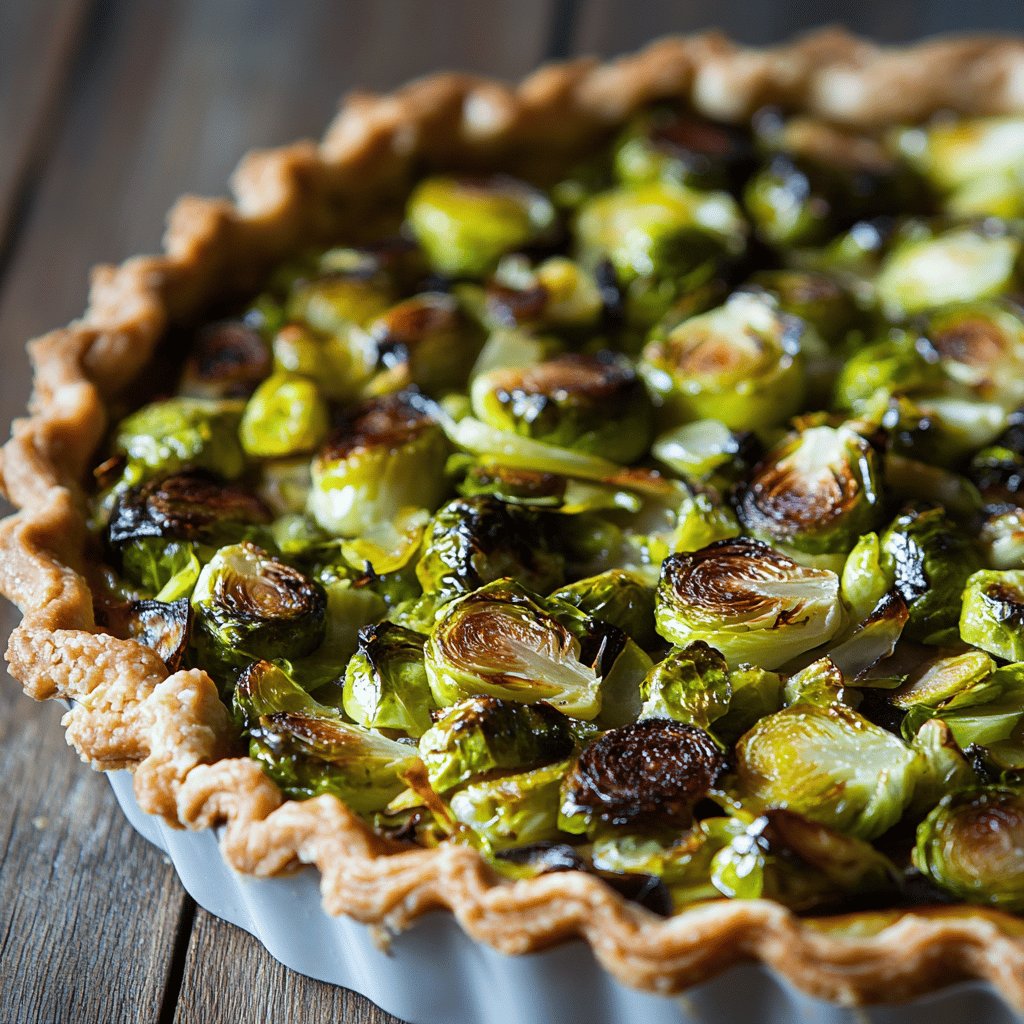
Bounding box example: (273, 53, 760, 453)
(407, 175, 557, 278)
(550, 569, 656, 648)
(239, 373, 329, 458)
(470, 352, 654, 463)
(560, 719, 725, 834)
(638, 642, 731, 729)
(192, 542, 327, 662)
(342, 621, 434, 737)
(960, 570, 1024, 662)
(575, 180, 746, 285)
(179, 320, 270, 399)
(123, 598, 192, 671)
(236, 660, 415, 814)
(875, 225, 1022, 318)
(114, 397, 246, 489)
(640, 292, 805, 431)
(914, 785, 1024, 910)
(415, 496, 564, 602)
(418, 695, 573, 793)
(425, 581, 625, 720)
(736, 425, 883, 556)
(735, 704, 918, 839)
(308, 391, 448, 537)
(655, 539, 842, 670)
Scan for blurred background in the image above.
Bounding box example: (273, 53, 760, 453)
(2, 2, 1023, 1022)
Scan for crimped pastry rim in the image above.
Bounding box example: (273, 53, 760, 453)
(2, 28, 1024, 1009)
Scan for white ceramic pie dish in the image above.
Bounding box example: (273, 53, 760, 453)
(106, 772, 1023, 1024)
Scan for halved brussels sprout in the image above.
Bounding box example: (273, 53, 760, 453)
(655, 539, 843, 670)
(638, 642, 731, 729)
(639, 292, 805, 431)
(368, 292, 483, 395)
(236, 660, 415, 814)
(114, 397, 246, 490)
(735, 703, 918, 839)
(891, 648, 997, 713)
(736, 424, 883, 556)
(960, 569, 1024, 661)
(550, 569, 656, 648)
(484, 256, 603, 334)
(875, 225, 1022, 318)
(470, 352, 654, 463)
(192, 542, 327, 662)
(122, 598, 192, 671)
(286, 266, 396, 335)
(407, 175, 557, 278)
(914, 785, 1024, 910)
(239, 373, 329, 458)
(560, 719, 725, 834)
(179, 319, 270, 399)
(832, 329, 943, 412)
(415, 496, 564, 602)
(418, 695, 574, 793)
(900, 116, 1024, 193)
(449, 758, 571, 851)
(613, 109, 753, 192)
(342, 621, 434, 737)
(424, 580, 619, 720)
(308, 390, 448, 538)
(575, 180, 746, 285)
(744, 270, 859, 347)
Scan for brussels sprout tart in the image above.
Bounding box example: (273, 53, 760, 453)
(4, 30, 1024, 1013)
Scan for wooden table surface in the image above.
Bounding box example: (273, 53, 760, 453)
(1, 2, 1021, 1022)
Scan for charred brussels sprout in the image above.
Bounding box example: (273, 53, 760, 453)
(969, 416, 1024, 507)
(736, 425, 883, 556)
(308, 391, 447, 537)
(960, 570, 1024, 661)
(114, 397, 246, 489)
(575, 180, 746, 285)
(470, 352, 653, 463)
(236, 660, 415, 814)
(416, 496, 564, 602)
(418, 695, 573, 793)
(560, 719, 725, 834)
(192, 542, 327, 662)
(735, 704, 918, 839)
(342, 621, 434, 737)
(875, 225, 1022, 318)
(425, 580, 632, 719)
(914, 785, 1024, 910)
(638, 642, 731, 729)
(655, 539, 842, 670)
(122, 598, 192, 671)
(550, 569, 656, 648)
(640, 292, 805, 431)
(407, 175, 556, 278)
(179, 320, 270, 399)
(239, 373, 329, 458)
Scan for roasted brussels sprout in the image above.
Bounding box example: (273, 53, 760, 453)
(113, 397, 246, 490)
(470, 352, 654, 463)
(639, 292, 805, 431)
(484, 256, 603, 334)
(550, 569, 656, 648)
(407, 175, 557, 278)
(744, 270, 859, 347)
(192, 542, 327, 662)
(236, 660, 415, 814)
(960, 569, 1024, 661)
(672, 486, 741, 554)
(179, 319, 270, 399)
(449, 758, 571, 850)
(875, 225, 1022, 319)
(891, 647, 997, 713)
(122, 598, 192, 671)
(415, 496, 564, 602)
(239, 373, 329, 458)
(735, 703, 918, 839)
(575, 180, 746, 285)
(736, 424, 883, 556)
(980, 508, 1024, 569)
(655, 539, 843, 670)
(832, 329, 943, 412)
(308, 391, 448, 537)
(424, 580, 628, 720)
(969, 416, 1024, 507)
(652, 419, 757, 483)
(638, 642, 731, 729)
(560, 719, 726, 834)
(907, 718, 978, 818)
(418, 695, 573, 793)
(342, 621, 434, 737)
(914, 785, 1024, 910)
(286, 265, 396, 335)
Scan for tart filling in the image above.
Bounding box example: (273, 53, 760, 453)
(86, 100, 1024, 921)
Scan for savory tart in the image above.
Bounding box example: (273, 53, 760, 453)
(4, 29, 1024, 1009)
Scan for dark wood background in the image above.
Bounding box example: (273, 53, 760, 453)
(2, 2, 1023, 1021)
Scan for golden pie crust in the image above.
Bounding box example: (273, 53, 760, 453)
(3, 28, 1024, 1008)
